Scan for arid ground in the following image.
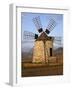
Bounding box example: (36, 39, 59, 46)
(21, 47, 63, 77)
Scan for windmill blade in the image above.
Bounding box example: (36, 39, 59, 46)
(54, 37, 62, 41)
(23, 31, 38, 40)
(33, 16, 43, 33)
(22, 40, 35, 43)
(53, 36, 63, 46)
(45, 19, 57, 34)
(23, 31, 35, 40)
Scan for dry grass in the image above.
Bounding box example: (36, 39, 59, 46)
(22, 62, 63, 77)
(22, 62, 63, 68)
(21, 47, 63, 77)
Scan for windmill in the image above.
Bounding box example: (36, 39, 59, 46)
(23, 16, 62, 64)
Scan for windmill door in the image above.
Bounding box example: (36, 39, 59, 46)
(50, 48, 52, 56)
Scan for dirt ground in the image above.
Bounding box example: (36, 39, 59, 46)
(21, 62, 63, 77)
(21, 48, 63, 77)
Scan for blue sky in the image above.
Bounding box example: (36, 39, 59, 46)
(21, 12, 63, 41)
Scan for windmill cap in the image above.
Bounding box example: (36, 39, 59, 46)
(36, 32, 54, 41)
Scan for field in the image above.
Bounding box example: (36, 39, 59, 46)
(22, 63, 63, 77)
(21, 47, 63, 77)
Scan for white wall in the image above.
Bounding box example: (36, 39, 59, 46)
(0, 0, 72, 89)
